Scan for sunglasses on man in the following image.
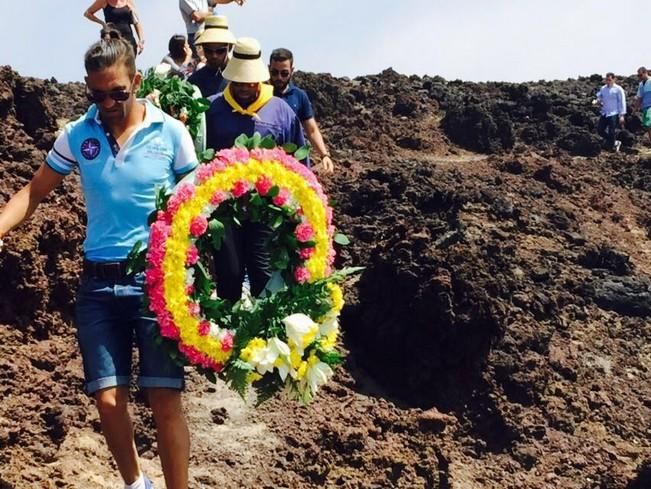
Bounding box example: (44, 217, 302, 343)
(270, 69, 291, 78)
(203, 46, 229, 55)
(86, 88, 131, 103)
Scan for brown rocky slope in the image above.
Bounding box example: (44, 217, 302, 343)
(0, 65, 650, 488)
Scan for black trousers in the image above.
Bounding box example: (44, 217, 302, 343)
(213, 222, 273, 302)
(597, 115, 618, 149)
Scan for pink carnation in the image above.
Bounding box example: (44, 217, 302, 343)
(221, 330, 234, 352)
(210, 191, 228, 206)
(195, 164, 216, 183)
(295, 222, 314, 242)
(232, 180, 250, 198)
(198, 320, 210, 336)
(190, 216, 208, 237)
(255, 176, 273, 196)
(298, 247, 315, 260)
(272, 188, 290, 207)
(186, 284, 195, 295)
(186, 245, 199, 265)
(250, 148, 265, 160)
(294, 266, 311, 284)
(178, 343, 224, 372)
(188, 301, 200, 317)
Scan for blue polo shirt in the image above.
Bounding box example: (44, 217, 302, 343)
(278, 82, 314, 122)
(46, 100, 198, 261)
(638, 79, 651, 110)
(205, 95, 305, 151)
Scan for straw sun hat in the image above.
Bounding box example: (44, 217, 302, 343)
(222, 37, 269, 83)
(195, 15, 236, 45)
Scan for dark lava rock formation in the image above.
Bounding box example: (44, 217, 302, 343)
(1, 64, 651, 488)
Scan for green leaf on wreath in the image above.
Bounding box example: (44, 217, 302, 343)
(194, 261, 214, 296)
(249, 193, 263, 207)
(234, 133, 250, 149)
(334, 233, 351, 245)
(200, 148, 215, 162)
(126, 240, 147, 275)
(282, 142, 298, 154)
(294, 145, 311, 161)
(271, 248, 290, 270)
(209, 219, 225, 250)
(205, 371, 217, 384)
(155, 186, 171, 212)
(259, 135, 276, 149)
(251, 132, 262, 148)
(271, 214, 284, 230)
(317, 349, 344, 365)
(267, 185, 279, 198)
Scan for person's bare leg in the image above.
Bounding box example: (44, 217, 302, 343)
(95, 386, 141, 485)
(147, 388, 189, 489)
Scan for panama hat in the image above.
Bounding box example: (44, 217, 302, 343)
(195, 15, 236, 45)
(222, 37, 269, 83)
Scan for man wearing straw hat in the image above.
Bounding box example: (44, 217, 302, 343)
(179, 0, 244, 55)
(187, 15, 235, 98)
(205, 37, 305, 302)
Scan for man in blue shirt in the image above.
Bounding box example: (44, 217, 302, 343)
(635, 66, 651, 143)
(269, 47, 334, 173)
(596, 72, 626, 152)
(187, 15, 235, 97)
(205, 37, 305, 302)
(0, 39, 198, 489)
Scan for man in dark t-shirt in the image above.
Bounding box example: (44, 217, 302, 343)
(187, 15, 234, 97)
(269, 48, 334, 173)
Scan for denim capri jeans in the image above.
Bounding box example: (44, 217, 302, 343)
(75, 271, 185, 395)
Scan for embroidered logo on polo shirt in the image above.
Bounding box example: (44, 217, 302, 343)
(80, 138, 101, 160)
(144, 137, 172, 161)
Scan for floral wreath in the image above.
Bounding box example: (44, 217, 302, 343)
(129, 135, 358, 404)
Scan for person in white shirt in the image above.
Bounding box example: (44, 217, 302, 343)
(178, 0, 244, 56)
(596, 72, 626, 152)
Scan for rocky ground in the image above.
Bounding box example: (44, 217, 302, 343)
(0, 64, 650, 488)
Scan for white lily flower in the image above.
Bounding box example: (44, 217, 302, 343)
(154, 63, 172, 76)
(319, 313, 339, 337)
(248, 338, 287, 376)
(282, 313, 318, 352)
(305, 361, 333, 396)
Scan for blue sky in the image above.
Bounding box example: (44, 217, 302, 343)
(2, 0, 650, 83)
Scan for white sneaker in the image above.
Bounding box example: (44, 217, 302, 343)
(614, 140, 622, 153)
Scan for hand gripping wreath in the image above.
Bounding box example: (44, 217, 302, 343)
(138, 141, 356, 404)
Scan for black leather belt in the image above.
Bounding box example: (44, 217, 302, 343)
(83, 259, 130, 280)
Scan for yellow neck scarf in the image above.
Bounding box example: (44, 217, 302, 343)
(223, 83, 274, 118)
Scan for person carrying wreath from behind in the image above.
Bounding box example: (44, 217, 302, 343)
(0, 38, 198, 489)
(205, 37, 305, 302)
(85, 0, 145, 55)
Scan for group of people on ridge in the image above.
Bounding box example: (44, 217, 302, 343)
(594, 67, 651, 152)
(0, 2, 335, 489)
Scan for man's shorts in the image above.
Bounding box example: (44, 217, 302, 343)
(75, 271, 185, 395)
(643, 107, 651, 128)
